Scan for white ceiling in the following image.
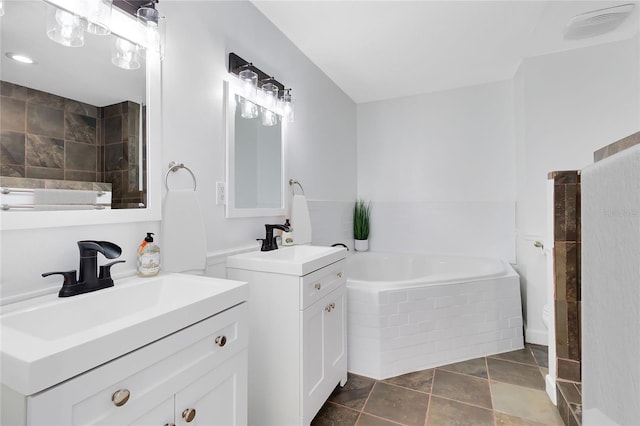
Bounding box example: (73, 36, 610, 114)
(253, 1, 640, 103)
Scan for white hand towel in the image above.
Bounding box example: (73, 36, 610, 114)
(291, 194, 312, 245)
(162, 189, 207, 273)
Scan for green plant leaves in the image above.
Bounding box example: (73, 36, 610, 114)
(353, 199, 371, 240)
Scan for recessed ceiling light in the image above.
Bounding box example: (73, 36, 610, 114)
(5, 52, 36, 64)
(564, 3, 636, 40)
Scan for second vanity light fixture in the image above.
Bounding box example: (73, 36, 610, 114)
(229, 52, 295, 125)
(43, 0, 165, 70)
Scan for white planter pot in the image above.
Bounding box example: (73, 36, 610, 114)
(354, 239, 369, 252)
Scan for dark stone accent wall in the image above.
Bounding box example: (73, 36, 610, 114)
(0, 81, 145, 208)
(549, 170, 582, 426)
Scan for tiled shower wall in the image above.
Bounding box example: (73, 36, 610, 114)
(0, 81, 145, 208)
(551, 170, 582, 426)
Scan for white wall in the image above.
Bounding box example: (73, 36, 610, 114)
(0, 1, 357, 303)
(357, 80, 516, 261)
(514, 36, 640, 345)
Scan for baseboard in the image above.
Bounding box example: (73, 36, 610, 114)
(546, 374, 557, 405)
(525, 327, 548, 345)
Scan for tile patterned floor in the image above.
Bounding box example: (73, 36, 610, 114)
(312, 344, 564, 426)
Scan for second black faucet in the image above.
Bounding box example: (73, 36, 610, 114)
(258, 223, 291, 251)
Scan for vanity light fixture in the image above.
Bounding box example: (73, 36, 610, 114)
(46, 5, 85, 47)
(0, 0, 5, 17)
(228, 52, 295, 125)
(5, 52, 36, 64)
(112, 36, 140, 70)
(80, 0, 113, 36)
(136, 6, 166, 60)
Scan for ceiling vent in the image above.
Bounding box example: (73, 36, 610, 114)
(564, 3, 635, 40)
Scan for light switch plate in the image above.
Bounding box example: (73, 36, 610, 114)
(216, 182, 226, 205)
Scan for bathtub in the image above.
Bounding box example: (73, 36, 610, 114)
(347, 252, 523, 379)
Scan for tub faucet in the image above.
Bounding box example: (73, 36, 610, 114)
(259, 223, 291, 251)
(42, 240, 125, 297)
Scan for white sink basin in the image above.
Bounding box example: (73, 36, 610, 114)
(0, 273, 248, 395)
(226, 245, 347, 276)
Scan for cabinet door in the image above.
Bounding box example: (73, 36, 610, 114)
(301, 285, 347, 422)
(174, 350, 248, 426)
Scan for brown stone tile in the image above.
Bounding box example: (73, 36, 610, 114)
(27, 104, 64, 138)
(383, 368, 433, 393)
(0, 176, 44, 188)
(65, 112, 97, 144)
(552, 171, 579, 185)
(495, 412, 551, 426)
(431, 369, 492, 409)
(492, 382, 564, 425)
(355, 413, 399, 426)
(490, 348, 537, 366)
(487, 358, 545, 390)
(575, 185, 581, 245)
(105, 142, 128, 171)
(439, 357, 488, 379)
(565, 242, 578, 302)
(557, 380, 581, 405)
(527, 344, 548, 368)
(554, 184, 566, 241)
(557, 358, 581, 382)
(427, 396, 493, 426)
(65, 170, 97, 182)
(66, 141, 97, 172)
(555, 300, 568, 359)
(311, 401, 359, 426)
(363, 382, 429, 426)
(1, 97, 26, 132)
(26, 135, 64, 168)
(27, 88, 66, 109)
(1, 81, 28, 100)
(556, 388, 570, 425)
(1, 131, 25, 165)
(105, 115, 123, 143)
(0, 164, 25, 177)
(576, 243, 581, 301)
(103, 103, 123, 118)
(594, 132, 640, 162)
(567, 301, 580, 361)
(564, 184, 578, 241)
(328, 373, 375, 411)
(26, 166, 64, 180)
(65, 99, 98, 118)
(554, 242, 568, 302)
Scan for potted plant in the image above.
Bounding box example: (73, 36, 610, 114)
(353, 199, 371, 251)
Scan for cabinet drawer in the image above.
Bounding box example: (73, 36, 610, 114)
(28, 303, 248, 426)
(300, 259, 346, 310)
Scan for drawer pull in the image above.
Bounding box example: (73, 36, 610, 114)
(337, 271, 343, 278)
(182, 408, 197, 422)
(215, 335, 227, 347)
(314, 283, 321, 290)
(325, 302, 336, 312)
(111, 389, 130, 407)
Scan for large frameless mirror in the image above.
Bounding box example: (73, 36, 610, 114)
(0, 0, 162, 229)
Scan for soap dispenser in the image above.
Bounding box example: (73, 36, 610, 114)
(137, 232, 160, 277)
(282, 219, 294, 246)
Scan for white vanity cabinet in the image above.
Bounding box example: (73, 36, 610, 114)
(3, 302, 249, 426)
(227, 255, 347, 426)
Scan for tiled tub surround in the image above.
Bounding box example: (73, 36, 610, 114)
(347, 252, 524, 379)
(550, 170, 582, 426)
(0, 81, 145, 208)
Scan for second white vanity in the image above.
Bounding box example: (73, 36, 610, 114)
(227, 245, 348, 425)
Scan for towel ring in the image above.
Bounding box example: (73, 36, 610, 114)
(289, 179, 305, 195)
(165, 161, 197, 191)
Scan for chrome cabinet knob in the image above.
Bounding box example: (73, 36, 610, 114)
(337, 272, 343, 278)
(314, 283, 321, 290)
(111, 389, 130, 407)
(215, 335, 227, 347)
(325, 302, 336, 312)
(182, 408, 196, 423)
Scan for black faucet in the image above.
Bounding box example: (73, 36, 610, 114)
(258, 223, 291, 251)
(331, 243, 350, 251)
(42, 240, 125, 297)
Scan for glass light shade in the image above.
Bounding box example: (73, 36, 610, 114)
(281, 89, 295, 123)
(238, 96, 258, 119)
(239, 69, 258, 100)
(261, 107, 278, 127)
(0, 1, 5, 17)
(112, 37, 140, 70)
(80, 0, 112, 36)
(136, 7, 166, 60)
(262, 82, 279, 110)
(46, 5, 84, 47)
